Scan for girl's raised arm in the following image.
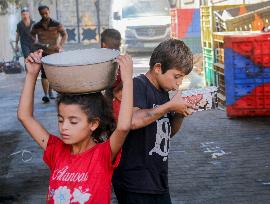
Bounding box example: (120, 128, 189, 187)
(109, 55, 133, 162)
(17, 50, 50, 150)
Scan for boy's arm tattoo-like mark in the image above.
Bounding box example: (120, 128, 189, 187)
(145, 110, 154, 118)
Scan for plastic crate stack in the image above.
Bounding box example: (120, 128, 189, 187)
(170, 8, 201, 54)
(200, 5, 241, 86)
(223, 33, 270, 117)
(213, 32, 226, 105)
(213, 31, 261, 105)
(200, 2, 270, 102)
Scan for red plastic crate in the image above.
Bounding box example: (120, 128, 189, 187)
(255, 84, 270, 96)
(231, 95, 257, 109)
(226, 83, 270, 117)
(264, 85, 270, 95)
(265, 97, 270, 108)
(227, 107, 270, 117)
(224, 33, 270, 67)
(170, 8, 199, 39)
(255, 96, 265, 109)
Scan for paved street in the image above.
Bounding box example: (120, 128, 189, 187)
(0, 58, 270, 204)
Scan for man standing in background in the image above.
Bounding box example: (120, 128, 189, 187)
(15, 7, 35, 59)
(31, 5, 68, 103)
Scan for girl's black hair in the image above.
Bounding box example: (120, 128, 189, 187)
(56, 92, 115, 143)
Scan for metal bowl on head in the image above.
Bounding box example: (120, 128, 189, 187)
(41, 48, 120, 94)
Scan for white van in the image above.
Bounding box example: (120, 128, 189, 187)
(109, 0, 171, 53)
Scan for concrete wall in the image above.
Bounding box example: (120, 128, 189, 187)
(0, 0, 111, 60)
(0, 5, 19, 61)
(30, 0, 111, 45)
(57, 0, 111, 44)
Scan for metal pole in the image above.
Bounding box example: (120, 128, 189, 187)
(55, 0, 59, 20)
(95, 0, 101, 41)
(76, 0, 81, 43)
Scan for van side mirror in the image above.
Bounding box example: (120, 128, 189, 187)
(113, 12, 121, 20)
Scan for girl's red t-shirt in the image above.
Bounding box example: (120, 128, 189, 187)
(43, 135, 121, 204)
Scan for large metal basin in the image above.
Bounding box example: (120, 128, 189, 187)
(41, 48, 120, 93)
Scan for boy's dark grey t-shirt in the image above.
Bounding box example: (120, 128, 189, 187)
(113, 74, 173, 194)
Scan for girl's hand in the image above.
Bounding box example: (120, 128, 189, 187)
(115, 54, 133, 83)
(25, 49, 43, 76)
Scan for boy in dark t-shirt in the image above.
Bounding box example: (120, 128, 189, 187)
(15, 8, 35, 58)
(113, 39, 195, 204)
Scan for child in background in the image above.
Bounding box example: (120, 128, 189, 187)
(101, 28, 123, 122)
(101, 28, 121, 50)
(17, 49, 133, 204)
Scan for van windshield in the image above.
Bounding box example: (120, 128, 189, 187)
(122, 0, 170, 18)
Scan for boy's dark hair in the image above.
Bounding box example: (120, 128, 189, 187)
(38, 5, 49, 12)
(149, 39, 193, 75)
(56, 93, 115, 143)
(101, 29, 121, 50)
